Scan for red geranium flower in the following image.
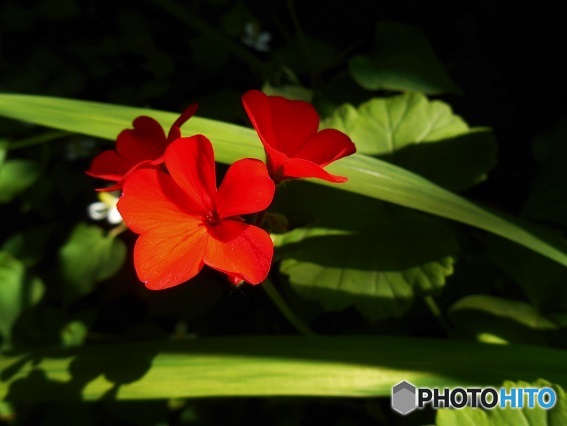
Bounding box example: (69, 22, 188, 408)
(86, 104, 198, 191)
(117, 135, 275, 290)
(242, 90, 356, 183)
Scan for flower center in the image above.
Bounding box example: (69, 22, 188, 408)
(205, 210, 220, 226)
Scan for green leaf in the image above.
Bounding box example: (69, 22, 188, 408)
(448, 295, 559, 344)
(0, 94, 565, 268)
(0, 140, 7, 168)
(450, 295, 557, 330)
(0, 159, 41, 203)
(523, 121, 567, 229)
(0, 251, 44, 347)
(219, 1, 254, 37)
(1, 337, 567, 400)
(2, 224, 55, 268)
(58, 223, 126, 303)
(484, 235, 567, 313)
(262, 82, 313, 102)
(436, 379, 567, 425)
(323, 92, 497, 191)
(349, 21, 462, 94)
(274, 204, 457, 320)
(60, 320, 88, 348)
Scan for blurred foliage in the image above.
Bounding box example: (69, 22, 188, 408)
(0, 0, 567, 425)
(348, 21, 462, 94)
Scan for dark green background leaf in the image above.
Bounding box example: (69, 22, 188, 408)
(0, 159, 41, 203)
(349, 21, 462, 94)
(523, 120, 567, 229)
(58, 222, 126, 303)
(0, 251, 44, 347)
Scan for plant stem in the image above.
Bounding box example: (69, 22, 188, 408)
(263, 279, 315, 336)
(8, 131, 69, 151)
(286, 0, 317, 86)
(424, 295, 452, 335)
(108, 223, 128, 239)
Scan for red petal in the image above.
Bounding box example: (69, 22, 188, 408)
(293, 129, 356, 167)
(98, 159, 159, 192)
(86, 150, 130, 181)
(242, 90, 319, 156)
(281, 157, 348, 183)
(227, 274, 244, 285)
(216, 158, 275, 219)
(204, 220, 273, 285)
(118, 168, 209, 290)
(116, 116, 167, 165)
(164, 136, 217, 214)
(167, 103, 199, 142)
(118, 168, 204, 235)
(133, 223, 208, 290)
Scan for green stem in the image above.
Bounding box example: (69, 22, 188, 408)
(263, 279, 315, 336)
(108, 223, 128, 239)
(424, 295, 452, 335)
(286, 0, 317, 86)
(7, 131, 69, 151)
(143, 0, 268, 75)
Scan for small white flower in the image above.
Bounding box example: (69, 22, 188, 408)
(241, 22, 271, 52)
(87, 202, 108, 221)
(87, 191, 122, 224)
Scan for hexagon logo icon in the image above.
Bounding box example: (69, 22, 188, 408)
(391, 381, 417, 415)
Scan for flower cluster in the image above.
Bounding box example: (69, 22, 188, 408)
(87, 90, 355, 290)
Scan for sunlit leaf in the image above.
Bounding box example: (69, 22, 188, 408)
(1, 338, 567, 400)
(274, 203, 457, 320)
(323, 92, 497, 191)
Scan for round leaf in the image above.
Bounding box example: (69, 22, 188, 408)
(0, 159, 41, 203)
(0, 251, 45, 347)
(323, 92, 497, 191)
(58, 223, 126, 303)
(275, 205, 457, 320)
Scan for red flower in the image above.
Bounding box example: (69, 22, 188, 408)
(242, 90, 356, 183)
(117, 135, 275, 290)
(86, 104, 198, 191)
